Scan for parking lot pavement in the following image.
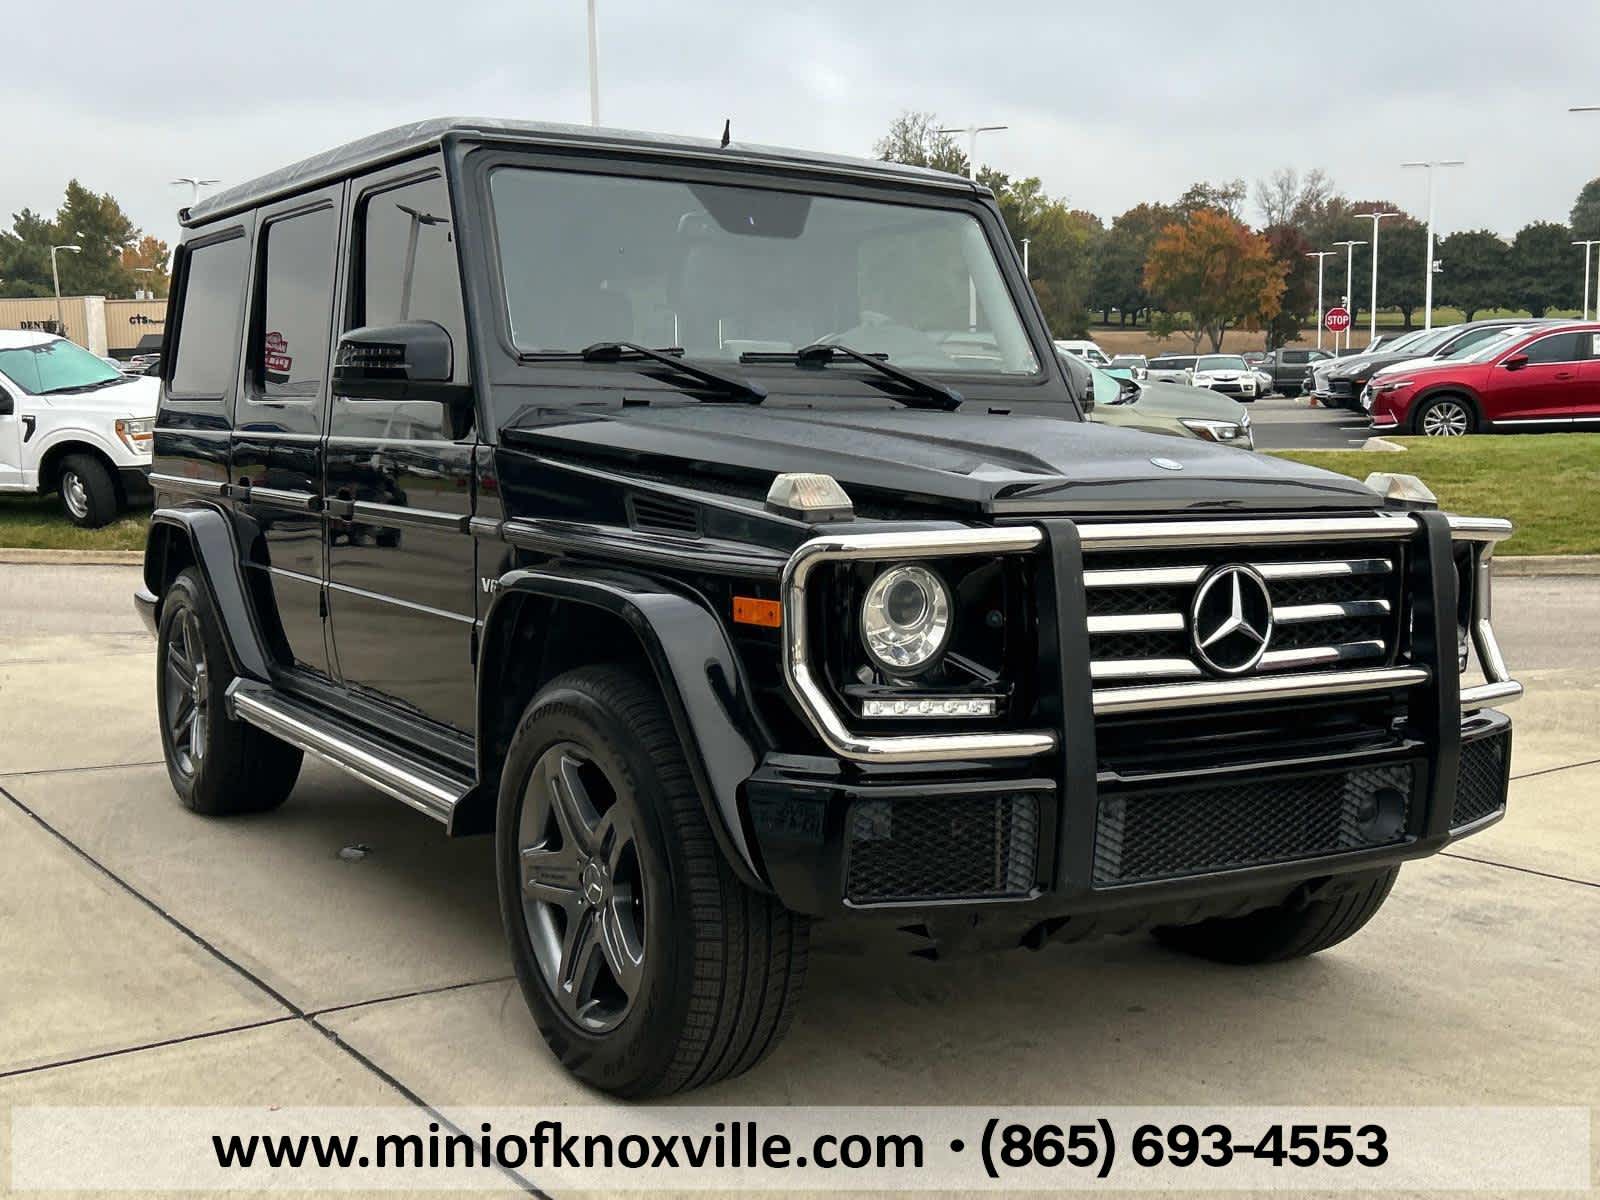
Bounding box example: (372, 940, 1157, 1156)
(1248, 394, 1376, 450)
(3, 563, 1598, 1188)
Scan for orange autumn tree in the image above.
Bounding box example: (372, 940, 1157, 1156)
(1144, 209, 1286, 352)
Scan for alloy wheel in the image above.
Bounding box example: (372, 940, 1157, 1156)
(62, 471, 89, 519)
(164, 610, 209, 777)
(1420, 400, 1470, 437)
(517, 742, 647, 1033)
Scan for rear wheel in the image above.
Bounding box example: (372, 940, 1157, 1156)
(1154, 867, 1399, 964)
(1413, 394, 1476, 436)
(58, 453, 119, 528)
(156, 569, 302, 815)
(496, 666, 809, 1096)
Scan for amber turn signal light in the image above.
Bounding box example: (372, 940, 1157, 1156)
(732, 596, 782, 628)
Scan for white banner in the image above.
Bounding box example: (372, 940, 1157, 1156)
(8, 1105, 1591, 1192)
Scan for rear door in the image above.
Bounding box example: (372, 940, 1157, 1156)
(1483, 330, 1587, 427)
(231, 186, 345, 678)
(1576, 332, 1600, 428)
(323, 162, 478, 732)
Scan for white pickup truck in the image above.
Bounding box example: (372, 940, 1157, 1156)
(0, 330, 157, 527)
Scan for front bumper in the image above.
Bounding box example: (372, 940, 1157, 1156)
(751, 512, 1519, 924)
(119, 465, 153, 503)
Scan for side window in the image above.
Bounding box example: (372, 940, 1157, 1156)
(1521, 332, 1587, 365)
(170, 234, 248, 398)
(1283, 350, 1308, 364)
(355, 176, 467, 383)
(249, 207, 338, 404)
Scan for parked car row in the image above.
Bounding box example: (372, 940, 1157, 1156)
(1364, 321, 1600, 435)
(1308, 319, 1556, 411)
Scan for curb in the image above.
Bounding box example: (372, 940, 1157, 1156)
(1494, 555, 1600, 577)
(0, 549, 144, 566)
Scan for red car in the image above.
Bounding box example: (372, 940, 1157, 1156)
(1363, 322, 1600, 435)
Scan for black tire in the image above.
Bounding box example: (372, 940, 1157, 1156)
(1412, 393, 1477, 437)
(156, 569, 302, 815)
(1153, 867, 1399, 964)
(496, 666, 809, 1097)
(58, 453, 119, 528)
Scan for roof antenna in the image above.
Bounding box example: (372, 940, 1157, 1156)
(720, 119, 731, 148)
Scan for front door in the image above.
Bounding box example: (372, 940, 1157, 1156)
(324, 165, 478, 732)
(1484, 330, 1588, 427)
(231, 186, 345, 677)
(0, 376, 22, 489)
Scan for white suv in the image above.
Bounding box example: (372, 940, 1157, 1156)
(0, 331, 157, 526)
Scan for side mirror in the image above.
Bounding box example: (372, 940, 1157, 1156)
(1501, 352, 1530, 371)
(332, 321, 473, 436)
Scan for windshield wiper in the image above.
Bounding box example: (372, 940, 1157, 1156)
(742, 343, 962, 411)
(39, 376, 126, 396)
(521, 341, 767, 404)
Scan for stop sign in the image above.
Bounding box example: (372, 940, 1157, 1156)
(1325, 307, 1352, 333)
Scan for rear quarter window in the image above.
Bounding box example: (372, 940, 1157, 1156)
(169, 233, 249, 398)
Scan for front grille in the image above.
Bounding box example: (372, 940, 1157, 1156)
(1094, 763, 1414, 885)
(1452, 728, 1511, 828)
(845, 792, 1040, 905)
(1085, 544, 1406, 688)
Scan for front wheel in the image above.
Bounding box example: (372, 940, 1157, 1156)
(59, 453, 119, 528)
(1154, 867, 1399, 964)
(496, 666, 809, 1096)
(1413, 394, 1476, 436)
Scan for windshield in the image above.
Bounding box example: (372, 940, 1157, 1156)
(1398, 326, 1461, 356)
(0, 338, 123, 395)
(1198, 355, 1248, 371)
(1444, 327, 1525, 360)
(489, 168, 1039, 376)
(1150, 356, 1196, 369)
(1109, 354, 1146, 367)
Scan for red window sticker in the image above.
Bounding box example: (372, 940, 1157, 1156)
(263, 331, 293, 374)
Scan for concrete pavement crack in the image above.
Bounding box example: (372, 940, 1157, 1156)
(1439, 850, 1599, 890)
(0, 782, 547, 1198)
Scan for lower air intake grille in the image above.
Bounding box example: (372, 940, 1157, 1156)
(1094, 763, 1414, 885)
(845, 793, 1040, 905)
(1452, 729, 1511, 828)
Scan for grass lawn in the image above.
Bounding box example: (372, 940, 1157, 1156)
(0, 495, 147, 551)
(1274, 435, 1600, 556)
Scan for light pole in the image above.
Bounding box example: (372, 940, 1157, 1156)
(133, 266, 156, 301)
(936, 122, 1008, 330)
(1573, 240, 1600, 319)
(1306, 251, 1337, 351)
(1359, 211, 1399, 345)
(1402, 159, 1463, 330)
(50, 244, 81, 338)
(1332, 239, 1367, 350)
(1020, 237, 1031, 277)
(170, 176, 220, 209)
(586, 0, 600, 126)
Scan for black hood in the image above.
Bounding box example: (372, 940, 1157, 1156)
(1328, 351, 1429, 381)
(500, 405, 1380, 515)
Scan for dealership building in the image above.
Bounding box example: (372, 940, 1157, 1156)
(0, 296, 165, 359)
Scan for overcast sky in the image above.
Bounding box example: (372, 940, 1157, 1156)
(11, 0, 1600, 251)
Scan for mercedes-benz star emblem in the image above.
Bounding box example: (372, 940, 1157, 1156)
(1191, 565, 1274, 674)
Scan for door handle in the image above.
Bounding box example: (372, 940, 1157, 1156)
(1555, 371, 1575, 380)
(326, 489, 356, 519)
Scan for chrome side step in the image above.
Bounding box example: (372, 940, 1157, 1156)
(228, 682, 470, 824)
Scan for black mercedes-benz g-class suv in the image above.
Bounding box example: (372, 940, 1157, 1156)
(135, 119, 1520, 1097)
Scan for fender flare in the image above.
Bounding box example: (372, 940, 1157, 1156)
(1407, 385, 1484, 431)
(478, 564, 770, 887)
(143, 505, 275, 682)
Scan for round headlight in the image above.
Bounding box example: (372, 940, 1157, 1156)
(861, 564, 952, 674)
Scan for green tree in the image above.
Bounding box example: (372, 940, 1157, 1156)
(1509, 221, 1578, 317)
(1570, 178, 1600, 238)
(1176, 178, 1247, 221)
(1090, 202, 1174, 326)
(1437, 229, 1510, 322)
(1145, 210, 1286, 351)
(874, 112, 967, 175)
(0, 182, 144, 299)
(122, 235, 172, 298)
(978, 167, 1100, 336)
(0, 208, 59, 298)
(1376, 221, 1427, 329)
